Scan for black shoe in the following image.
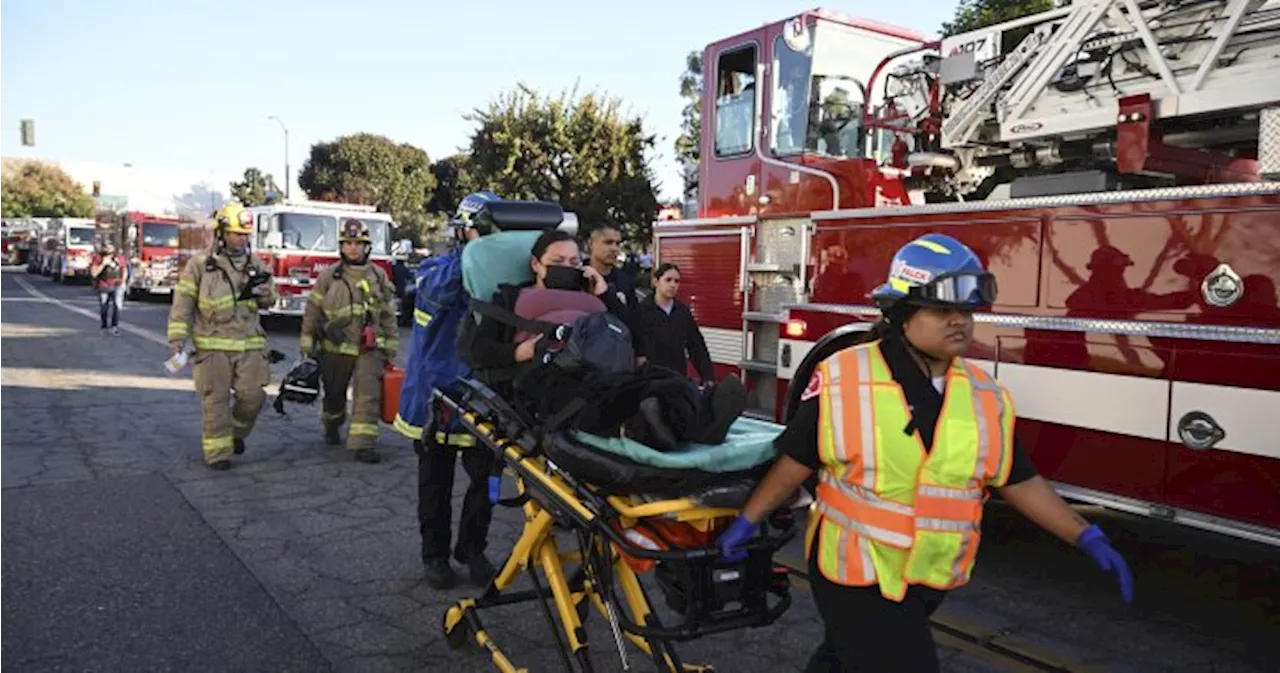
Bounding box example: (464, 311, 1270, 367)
(354, 448, 382, 464)
(697, 375, 746, 445)
(208, 459, 231, 471)
(324, 428, 341, 445)
(423, 557, 457, 589)
(234, 438, 246, 455)
(461, 554, 497, 587)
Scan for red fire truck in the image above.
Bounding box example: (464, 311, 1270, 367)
(177, 199, 395, 317)
(96, 211, 186, 298)
(656, 4, 1280, 545)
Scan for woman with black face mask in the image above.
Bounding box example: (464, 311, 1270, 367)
(458, 230, 632, 379)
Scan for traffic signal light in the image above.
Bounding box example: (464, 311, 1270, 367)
(20, 119, 34, 147)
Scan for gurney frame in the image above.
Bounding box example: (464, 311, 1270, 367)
(433, 379, 794, 673)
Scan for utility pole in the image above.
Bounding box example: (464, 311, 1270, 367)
(268, 115, 290, 199)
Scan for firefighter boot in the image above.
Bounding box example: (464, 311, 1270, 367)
(234, 439, 246, 455)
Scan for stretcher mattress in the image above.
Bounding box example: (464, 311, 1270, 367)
(544, 417, 784, 500)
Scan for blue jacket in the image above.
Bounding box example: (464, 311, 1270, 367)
(392, 250, 474, 445)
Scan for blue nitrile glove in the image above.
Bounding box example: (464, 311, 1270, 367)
(1076, 524, 1134, 604)
(488, 475, 501, 505)
(717, 515, 760, 563)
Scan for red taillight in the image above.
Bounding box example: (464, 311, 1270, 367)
(784, 319, 807, 339)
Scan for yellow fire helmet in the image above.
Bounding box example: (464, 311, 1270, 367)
(215, 202, 255, 235)
(339, 218, 372, 244)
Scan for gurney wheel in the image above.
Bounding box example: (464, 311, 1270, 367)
(442, 603, 472, 650)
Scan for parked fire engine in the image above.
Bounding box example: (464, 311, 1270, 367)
(176, 199, 395, 317)
(46, 217, 99, 283)
(96, 211, 186, 298)
(656, 3, 1280, 546)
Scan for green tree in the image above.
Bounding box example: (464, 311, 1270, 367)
(297, 132, 438, 241)
(941, 0, 1055, 50)
(426, 153, 480, 215)
(465, 83, 660, 245)
(674, 50, 703, 201)
(0, 161, 95, 218)
(229, 167, 281, 206)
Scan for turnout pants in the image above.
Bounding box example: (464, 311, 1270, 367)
(803, 534, 947, 673)
(192, 350, 271, 464)
(321, 350, 384, 450)
(416, 431, 496, 564)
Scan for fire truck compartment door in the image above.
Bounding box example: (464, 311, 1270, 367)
(1164, 347, 1280, 532)
(990, 334, 1171, 505)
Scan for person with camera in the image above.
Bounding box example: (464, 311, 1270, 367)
(90, 240, 130, 335)
(299, 219, 399, 465)
(166, 202, 279, 471)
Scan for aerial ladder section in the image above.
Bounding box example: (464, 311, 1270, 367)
(911, 0, 1280, 183)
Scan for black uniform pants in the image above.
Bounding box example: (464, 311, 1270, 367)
(416, 433, 496, 564)
(803, 533, 947, 673)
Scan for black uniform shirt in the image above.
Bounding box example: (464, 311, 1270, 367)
(635, 295, 715, 382)
(775, 334, 1037, 485)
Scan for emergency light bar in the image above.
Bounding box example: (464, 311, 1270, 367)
(279, 199, 379, 213)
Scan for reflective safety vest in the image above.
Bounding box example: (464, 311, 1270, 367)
(804, 341, 1015, 602)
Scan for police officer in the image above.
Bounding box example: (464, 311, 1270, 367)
(299, 219, 399, 464)
(719, 233, 1135, 673)
(395, 191, 501, 589)
(167, 202, 279, 470)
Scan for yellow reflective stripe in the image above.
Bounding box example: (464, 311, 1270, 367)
(349, 422, 379, 437)
(197, 293, 237, 312)
(166, 322, 189, 339)
(324, 305, 358, 320)
(177, 279, 198, 297)
(383, 338, 400, 351)
(392, 414, 423, 440)
(414, 308, 433, 327)
(436, 431, 476, 447)
(322, 341, 360, 355)
(192, 335, 266, 351)
(202, 436, 234, 455)
(299, 335, 314, 351)
(307, 292, 325, 307)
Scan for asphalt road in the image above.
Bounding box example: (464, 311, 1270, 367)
(2, 266, 1277, 673)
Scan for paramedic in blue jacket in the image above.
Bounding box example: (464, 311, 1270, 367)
(394, 191, 501, 590)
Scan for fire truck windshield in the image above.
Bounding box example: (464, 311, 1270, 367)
(67, 227, 95, 246)
(141, 223, 179, 247)
(272, 213, 338, 252)
(771, 21, 870, 160)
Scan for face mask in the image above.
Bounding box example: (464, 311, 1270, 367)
(543, 265, 586, 291)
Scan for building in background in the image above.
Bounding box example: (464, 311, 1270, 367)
(1, 156, 236, 218)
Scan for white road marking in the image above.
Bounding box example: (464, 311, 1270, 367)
(12, 274, 168, 346)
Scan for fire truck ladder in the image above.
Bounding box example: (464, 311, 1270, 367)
(940, 0, 1280, 151)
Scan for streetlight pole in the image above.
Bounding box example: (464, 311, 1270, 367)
(268, 115, 290, 200)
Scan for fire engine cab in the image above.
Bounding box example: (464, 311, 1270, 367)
(177, 199, 396, 317)
(655, 3, 1280, 545)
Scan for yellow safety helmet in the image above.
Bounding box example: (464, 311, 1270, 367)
(215, 202, 255, 235)
(339, 218, 372, 244)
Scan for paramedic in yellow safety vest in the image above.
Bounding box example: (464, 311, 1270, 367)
(719, 233, 1135, 673)
(167, 202, 279, 471)
(299, 219, 399, 464)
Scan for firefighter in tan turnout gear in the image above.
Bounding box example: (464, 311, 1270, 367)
(300, 219, 399, 464)
(167, 202, 279, 470)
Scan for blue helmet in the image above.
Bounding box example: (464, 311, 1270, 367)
(869, 233, 997, 309)
(452, 191, 501, 234)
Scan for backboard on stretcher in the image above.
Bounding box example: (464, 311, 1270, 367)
(432, 200, 798, 673)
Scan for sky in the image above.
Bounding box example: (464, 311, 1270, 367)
(1, 0, 956, 204)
